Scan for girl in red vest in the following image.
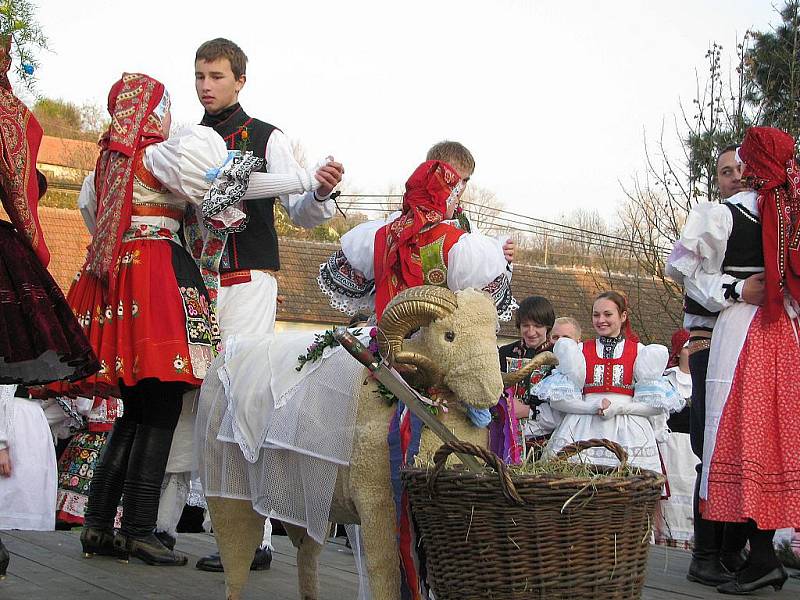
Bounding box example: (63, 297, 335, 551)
(534, 291, 684, 471)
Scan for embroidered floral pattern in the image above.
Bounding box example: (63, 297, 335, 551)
(173, 354, 189, 374)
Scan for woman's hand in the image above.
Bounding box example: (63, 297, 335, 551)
(596, 397, 611, 416)
(0, 447, 11, 477)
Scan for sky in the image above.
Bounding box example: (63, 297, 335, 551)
(28, 0, 780, 221)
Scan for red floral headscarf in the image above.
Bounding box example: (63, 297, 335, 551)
(85, 73, 166, 288)
(0, 35, 49, 265)
(739, 126, 800, 322)
(373, 160, 462, 318)
(668, 328, 689, 368)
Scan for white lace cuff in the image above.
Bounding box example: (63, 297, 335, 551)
(633, 378, 686, 413)
(202, 151, 265, 233)
(318, 250, 375, 316)
(532, 371, 582, 403)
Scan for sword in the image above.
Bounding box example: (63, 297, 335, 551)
(333, 327, 483, 472)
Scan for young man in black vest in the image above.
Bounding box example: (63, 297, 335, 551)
(667, 145, 755, 587)
(170, 37, 343, 573)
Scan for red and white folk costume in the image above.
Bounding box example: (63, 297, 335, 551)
(62, 72, 317, 564)
(669, 128, 800, 530)
(318, 160, 515, 321)
(534, 336, 683, 472)
(62, 75, 218, 395)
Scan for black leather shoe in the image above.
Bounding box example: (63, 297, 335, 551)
(195, 552, 224, 572)
(717, 566, 788, 594)
(251, 547, 272, 571)
(154, 531, 176, 551)
(114, 533, 188, 566)
(80, 526, 116, 558)
(687, 559, 736, 586)
(196, 548, 272, 572)
(0, 536, 9, 579)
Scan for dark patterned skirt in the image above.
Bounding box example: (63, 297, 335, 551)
(54, 228, 218, 398)
(0, 220, 99, 385)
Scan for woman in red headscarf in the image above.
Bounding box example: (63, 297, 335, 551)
(318, 159, 516, 321)
(667, 127, 800, 593)
(66, 72, 327, 567)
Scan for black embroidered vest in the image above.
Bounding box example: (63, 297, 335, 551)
(684, 201, 763, 317)
(201, 105, 281, 271)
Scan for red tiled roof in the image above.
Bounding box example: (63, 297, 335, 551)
(0, 206, 89, 290)
(2, 207, 682, 345)
(37, 136, 97, 172)
(275, 238, 683, 345)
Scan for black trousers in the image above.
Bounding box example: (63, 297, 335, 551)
(688, 347, 748, 560)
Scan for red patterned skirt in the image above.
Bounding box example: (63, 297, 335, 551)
(55, 228, 218, 398)
(0, 220, 99, 384)
(704, 309, 800, 529)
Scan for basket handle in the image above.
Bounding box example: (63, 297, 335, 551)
(427, 440, 524, 506)
(555, 438, 629, 468)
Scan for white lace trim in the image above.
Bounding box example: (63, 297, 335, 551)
(532, 371, 582, 403)
(633, 378, 686, 413)
(317, 273, 375, 316)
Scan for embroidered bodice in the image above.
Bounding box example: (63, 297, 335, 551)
(582, 338, 639, 397)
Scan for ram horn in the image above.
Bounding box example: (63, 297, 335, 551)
(501, 351, 559, 387)
(377, 286, 458, 376)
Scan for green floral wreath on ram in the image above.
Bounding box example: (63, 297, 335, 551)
(295, 326, 448, 416)
(296, 327, 366, 371)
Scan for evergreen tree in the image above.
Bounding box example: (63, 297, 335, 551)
(745, 0, 800, 138)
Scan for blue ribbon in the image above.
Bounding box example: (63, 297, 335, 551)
(204, 151, 237, 182)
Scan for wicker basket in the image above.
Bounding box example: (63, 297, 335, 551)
(401, 438, 665, 600)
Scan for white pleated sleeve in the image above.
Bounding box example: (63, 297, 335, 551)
(664, 199, 740, 313)
(266, 129, 336, 228)
(340, 212, 400, 277)
(446, 232, 508, 291)
(603, 344, 684, 419)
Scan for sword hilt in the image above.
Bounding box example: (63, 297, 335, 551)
(333, 327, 380, 371)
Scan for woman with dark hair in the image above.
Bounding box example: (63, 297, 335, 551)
(498, 295, 556, 371)
(534, 291, 684, 470)
(492, 296, 556, 463)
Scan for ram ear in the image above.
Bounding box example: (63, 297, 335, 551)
(501, 351, 559, 387)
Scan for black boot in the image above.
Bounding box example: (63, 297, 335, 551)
(116, 424, 187, 566)
(81, 418, 138, 557)
(687, 472, 733, 586)
(0, 535, 9, 579)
